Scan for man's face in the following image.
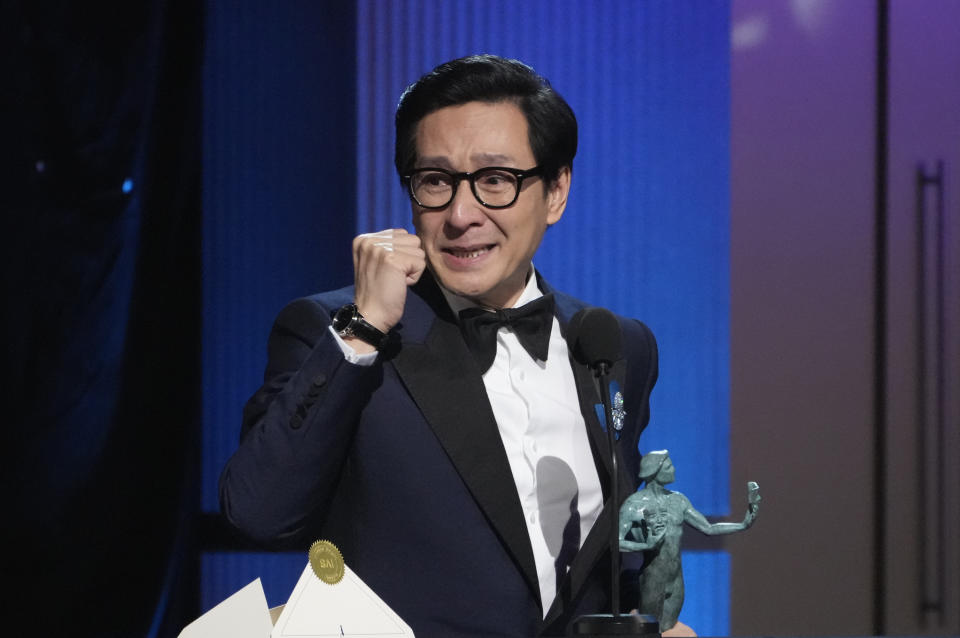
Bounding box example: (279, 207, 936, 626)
(411, 101, 570, 309)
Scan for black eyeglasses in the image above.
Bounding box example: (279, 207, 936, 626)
(403, 166, 543, 210)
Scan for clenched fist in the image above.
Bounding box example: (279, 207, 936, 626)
(350, 229, 426, 351)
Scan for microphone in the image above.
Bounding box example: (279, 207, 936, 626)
(569, 308, 659, 638)
(569, 307, 623, 371)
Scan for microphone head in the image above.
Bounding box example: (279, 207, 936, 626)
(568, 307, 623, 368)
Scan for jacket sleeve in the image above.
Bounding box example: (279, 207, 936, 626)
(218, 295, 383, 546)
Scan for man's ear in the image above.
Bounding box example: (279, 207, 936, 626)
(545, 166, 571, 226)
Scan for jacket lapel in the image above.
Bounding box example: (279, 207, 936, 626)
(552, 283, 632, 501)
(545, 285, 636, 627)
(390, 274, 541, 603)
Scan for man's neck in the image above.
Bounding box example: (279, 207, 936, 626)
(437, 265, 540, 315)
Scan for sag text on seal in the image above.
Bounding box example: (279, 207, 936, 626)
(308, 539, 345, 585)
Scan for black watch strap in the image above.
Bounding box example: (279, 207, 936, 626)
(332, 303, 390, 350)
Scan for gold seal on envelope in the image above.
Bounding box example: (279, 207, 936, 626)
(308, 539, 345, 585)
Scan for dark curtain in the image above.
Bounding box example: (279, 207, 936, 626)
(3, 0, 202, 635)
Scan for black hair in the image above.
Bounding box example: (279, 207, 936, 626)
(394, 54, 577, 187)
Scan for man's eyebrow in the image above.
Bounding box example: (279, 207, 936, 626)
(471, 152, 515, 165)
(415, 153, 518, 170)
(416, 156, 455, 169)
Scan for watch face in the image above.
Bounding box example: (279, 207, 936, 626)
(332, 304, 357, 333)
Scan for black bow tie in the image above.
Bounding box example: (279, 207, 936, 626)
(458, 294, 555, 373)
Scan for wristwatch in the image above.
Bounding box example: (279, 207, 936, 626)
(331, 303, 390, 350)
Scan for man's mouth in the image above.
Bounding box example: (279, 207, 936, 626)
(443, 245, 494, 259)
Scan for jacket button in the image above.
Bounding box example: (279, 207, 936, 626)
(311, 374, 326, 387)
(290, 413, 303, 429)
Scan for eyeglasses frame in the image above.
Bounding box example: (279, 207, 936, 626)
(402, 165, 544, 210)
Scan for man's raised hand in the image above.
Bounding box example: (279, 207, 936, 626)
(352, 228, 426, 339)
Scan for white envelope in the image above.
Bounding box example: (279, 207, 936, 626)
(178, 578, 273, 638)
(271, 563, 414, 638)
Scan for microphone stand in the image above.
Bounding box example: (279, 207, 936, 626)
(571, 360, 659, 638)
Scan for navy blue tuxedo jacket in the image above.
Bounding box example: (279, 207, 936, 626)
(219, 272, 658, 637)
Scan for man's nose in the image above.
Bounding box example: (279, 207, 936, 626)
(446, 179, 485, 227)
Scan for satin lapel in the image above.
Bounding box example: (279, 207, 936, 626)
(570, 358, 613, 495)
(547, 285, 635, 626)
(552, 286, 627, 498)
(390, 275, 541, 602)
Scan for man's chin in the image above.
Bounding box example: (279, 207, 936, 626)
(431, 269, 488, 300)
(441, 282, 490, 304)
(431, 265, 525, 309)
(441, 280, 513, 310)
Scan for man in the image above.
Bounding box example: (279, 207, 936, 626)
(220, 55, 658, 637)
